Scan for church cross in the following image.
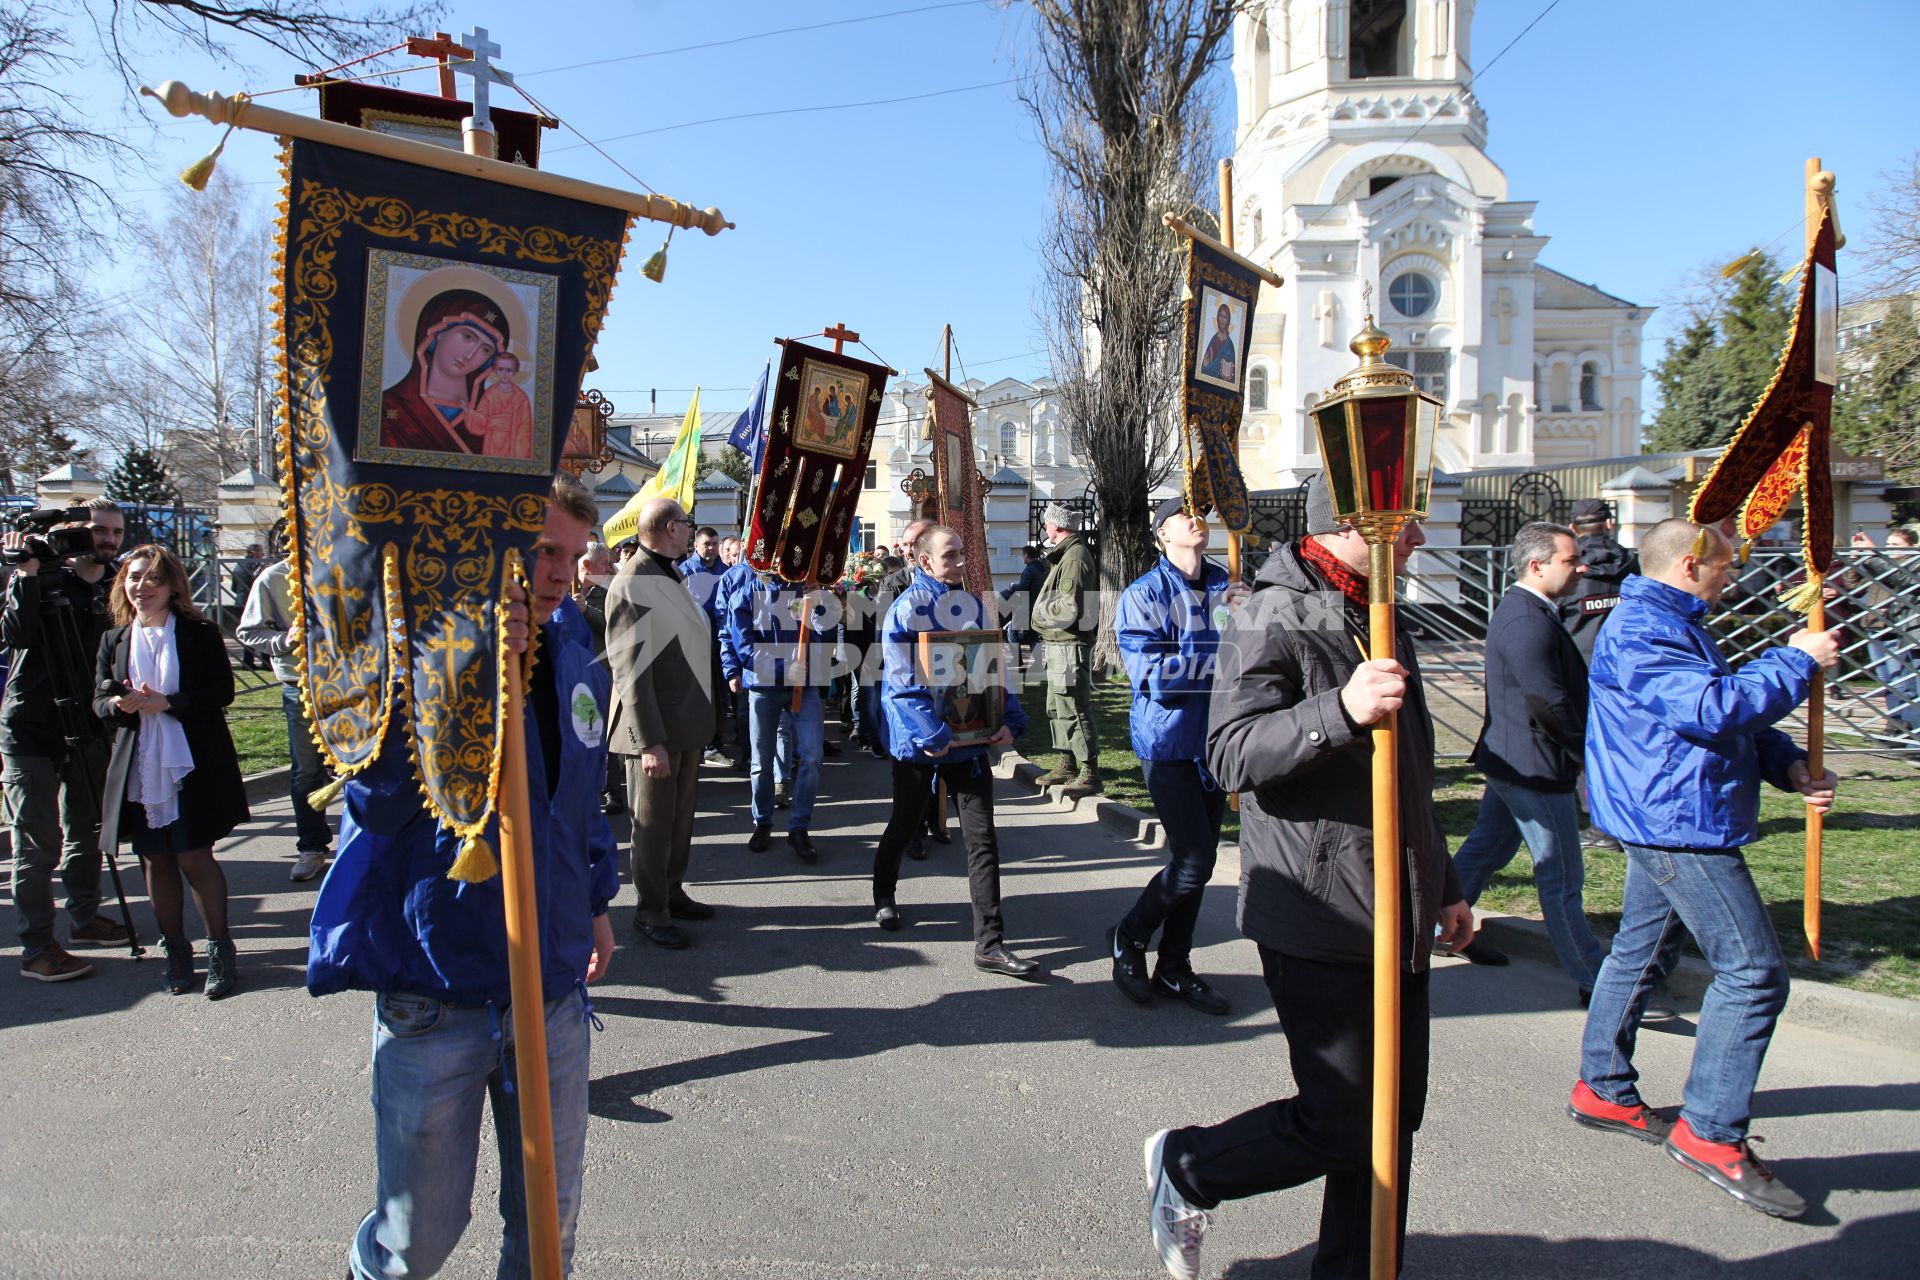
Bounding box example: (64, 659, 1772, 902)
(451, 27, 515, 132)
(823, 322, 859, 354)
(1313, 290, 1340, 348)
(1491, 287, 1517, 345)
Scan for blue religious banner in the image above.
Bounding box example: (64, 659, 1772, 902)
(1178, 236, 1262, 534)
(277, 135, 630, 878)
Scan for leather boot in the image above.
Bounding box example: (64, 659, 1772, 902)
(1062, 769, 1104, 799)
(162, 935, 195, 996)
(204, 937, 239, 1001)
(1036, 753, 1077, 787)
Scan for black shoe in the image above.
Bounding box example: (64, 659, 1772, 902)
(748, 823, 772, 852)
(1107, 925, 1152, 1004)
(668, 894, 715, 921)
(601, 791, 626, 816)
(875, 899, 902, 931)
(788, 830, 818, 863)
(926, 821, 951, 845)
(204, 937, 238, 1001)
(1152, 965, 1230, 1015)
(639, 923, 690, 950)
(974, 944, 1039, 979)
(905, 836, 927, 861)
(775, 786, 791, 809)
(822, 739, 841, 757)
(1458, 939, 1509, 966)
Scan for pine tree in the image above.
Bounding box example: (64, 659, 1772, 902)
(104, 447, 178, 505)
(1647, 254, 1794, 451)
(697, 446, 753, 488)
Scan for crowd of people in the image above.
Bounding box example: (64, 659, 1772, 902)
(4, 475, 1886, 1279)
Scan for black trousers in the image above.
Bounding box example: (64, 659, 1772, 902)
(872, 758, 1003, 949)
(1120, 760, 1226, 966)
(1165, 948, 1431, 1280)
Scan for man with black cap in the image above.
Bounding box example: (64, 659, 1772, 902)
(1033, 502, 1101, 797)
(1562, 498, 1639, 665)
(1106, 496, 1248, 1014)
(1140, 473, 1472, 1280)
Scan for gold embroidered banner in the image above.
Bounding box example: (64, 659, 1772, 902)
(1179, 237, 1258, 533)
(277, 135, 631, 865)
(926, 371, 993, 599)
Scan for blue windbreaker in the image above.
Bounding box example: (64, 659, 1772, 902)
(720, 569, 835, 690)
(881, 569, 1026, 764)
(307, 597, 620, 1005)
(1116, 556, 1231, 764)
(678, 552, 726, 630)
(1586, 574, 1814, 850)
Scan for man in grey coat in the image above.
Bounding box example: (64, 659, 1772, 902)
(607, 497, 716, 949)
(1141, 475, 1472, 1280)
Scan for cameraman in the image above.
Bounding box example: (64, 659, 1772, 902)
(3, 497, 130, 982)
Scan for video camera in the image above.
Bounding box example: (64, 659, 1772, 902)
(1, 507, 100, 570)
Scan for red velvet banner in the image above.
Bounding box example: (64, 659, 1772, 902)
(927, 375, 993, 599)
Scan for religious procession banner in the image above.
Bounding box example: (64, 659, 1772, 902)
(745, 341, 890, 585)
(926, 370, 993, 599)
(1179, 237, 1258, 534)
(278, 135, 630, 875)
(604, 390, 700, 545)
(1689, 204, 1839, 608)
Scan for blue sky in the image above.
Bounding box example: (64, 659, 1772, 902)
(70, 0, 1920, 417)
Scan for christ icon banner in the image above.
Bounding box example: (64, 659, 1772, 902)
(277, 134, 630, 852)
(1180, 237, 1260, 535)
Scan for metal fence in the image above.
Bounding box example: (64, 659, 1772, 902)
(1401, 544, 1920, 758)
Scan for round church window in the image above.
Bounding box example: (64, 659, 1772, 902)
(1388, 272, 1436, 319)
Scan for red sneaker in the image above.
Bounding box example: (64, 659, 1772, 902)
(1665, 1117, 1806, 1219)
(1567, 1080, 1672, 1144)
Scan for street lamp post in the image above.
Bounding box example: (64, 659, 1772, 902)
(1306, 295, 1440, 1280)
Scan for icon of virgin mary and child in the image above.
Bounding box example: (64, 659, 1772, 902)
(379, 288, 534, 461)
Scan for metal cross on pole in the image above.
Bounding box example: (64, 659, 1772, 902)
(452, 27, 515, 158)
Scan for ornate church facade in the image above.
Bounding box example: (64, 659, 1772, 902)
(1229, 0, 1648, 485)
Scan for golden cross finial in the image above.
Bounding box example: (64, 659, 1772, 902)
(1362, 281, 1374, 316)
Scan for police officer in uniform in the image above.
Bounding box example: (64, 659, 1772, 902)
(1561, 497, 1639, 853)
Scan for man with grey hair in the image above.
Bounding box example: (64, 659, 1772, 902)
(607, 497, 716, 948)
(1032, 502, 1101, 796)
(1448, 521, 1611, 995)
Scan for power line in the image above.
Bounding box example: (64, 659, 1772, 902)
(1377, 0, 1565, 163)
(517, 1, 983, 78)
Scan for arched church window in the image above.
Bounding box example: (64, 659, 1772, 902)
(999, 422, 1018, 458)
(1253, 22, 1271, 116)
(1348, 0, 1406, 78)
(1580, 362, 1601, 410)
(1248, 367, 1269, 412)
(1388, 272, 1435, 319)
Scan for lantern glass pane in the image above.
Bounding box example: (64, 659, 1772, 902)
(1412, 397, 1440, 516)
(1313, 404, 1363, 517)
(1355, 396, 1412, 512)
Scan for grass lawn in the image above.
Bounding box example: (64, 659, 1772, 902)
(228, 680, 293, 776)
(1019, 674, 1920, 999)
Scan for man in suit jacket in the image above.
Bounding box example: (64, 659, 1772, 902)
(1450, 520, 1609, 998)
(607, 497, 716, 949)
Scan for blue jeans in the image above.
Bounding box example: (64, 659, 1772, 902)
(283, 685, 334, 854)
(1580, 843, 1788, 1145)
(748, 687, 821, 830)
(853, 680, 882, 749)
(1451, 777, 1607, 988)
(350, 988, 593, 1280)
(1121, 760, 1226, 966)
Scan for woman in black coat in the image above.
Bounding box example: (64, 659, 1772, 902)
(94, 544, 250, 997)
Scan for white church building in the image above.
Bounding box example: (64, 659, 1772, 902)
(1228, 0, 1648, 485)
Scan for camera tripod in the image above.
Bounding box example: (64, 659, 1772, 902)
(26, 568, 144, 960)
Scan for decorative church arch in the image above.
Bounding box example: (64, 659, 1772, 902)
(1320, 142, 1472, 204)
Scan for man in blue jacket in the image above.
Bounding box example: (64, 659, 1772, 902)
(310, 473, 619, 1280)
(678, 526, 730, 766)
(1107, 496, 1247, 1014)
(871, 524, 1036, 978)
(722, 566, 828, 861)
(1571, 518, 1837, 1221)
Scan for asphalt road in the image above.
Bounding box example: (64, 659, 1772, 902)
(2, 743, 1916, 1279)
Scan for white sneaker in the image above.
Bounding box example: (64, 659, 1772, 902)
(290, 850, 330, 883)
(1144, 1128, 1211, 1280)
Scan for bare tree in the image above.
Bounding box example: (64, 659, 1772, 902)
(1017, 0, 1239, 656)
(1836, 153, 1920, 494)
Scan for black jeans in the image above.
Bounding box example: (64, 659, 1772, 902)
(1165, 949, 1432, 1280)
(872, 758, 1004, 949)
(1120, 759, 1225, 966)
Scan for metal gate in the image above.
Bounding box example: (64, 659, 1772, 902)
(1460, 471, 1572, 546)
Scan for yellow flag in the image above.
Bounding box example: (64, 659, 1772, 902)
(604, 389, 700, 545)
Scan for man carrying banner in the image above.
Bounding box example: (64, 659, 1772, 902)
(1570, 518, 1837, 1220)
(1033, 503, 1101, 797)
(723, 568, 826, 862)
(309, 473, 618, 1280)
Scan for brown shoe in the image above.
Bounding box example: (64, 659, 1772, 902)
(21, 946, 92, 983)
(69, 915, 131, 946)
(1036, 758, 1076, 787)
(1062, 770, 1104, 799)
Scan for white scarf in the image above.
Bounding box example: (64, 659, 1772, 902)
(127, 615, 195, 830)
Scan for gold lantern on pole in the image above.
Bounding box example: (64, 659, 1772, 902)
(1306, 293, 1440, 1280)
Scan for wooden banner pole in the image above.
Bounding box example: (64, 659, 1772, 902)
(1367, 538, 1404, 1280)
(1803, 155, 1826, 961)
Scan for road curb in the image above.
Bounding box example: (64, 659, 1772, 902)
(243, 765, 292, 806)
(998, 753, 1918, 1048)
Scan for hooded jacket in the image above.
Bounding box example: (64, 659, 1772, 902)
(881, 568, 1027, 764)
(1206, 542, 1460, 972)
(306, 597, 619, 1006)
(1586, 574, 1812, 850)
(1116, 555, 1231, 765)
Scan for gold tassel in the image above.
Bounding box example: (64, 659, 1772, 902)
(641, 225, 673, 282)
(307, 776, 346, 810)
(1720, 249, 1761, 279)
(1781, 575, 1825, 615)
(1775, 262, 1805, 288)
(446, 834, 500, 883)
(179, 124, 237, 192)
(1739, 539, 1753, 564)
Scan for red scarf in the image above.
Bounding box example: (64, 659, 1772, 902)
(1298, 537, 1371, 611)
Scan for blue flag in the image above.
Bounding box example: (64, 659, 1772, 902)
(728, 361, 771, 471)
